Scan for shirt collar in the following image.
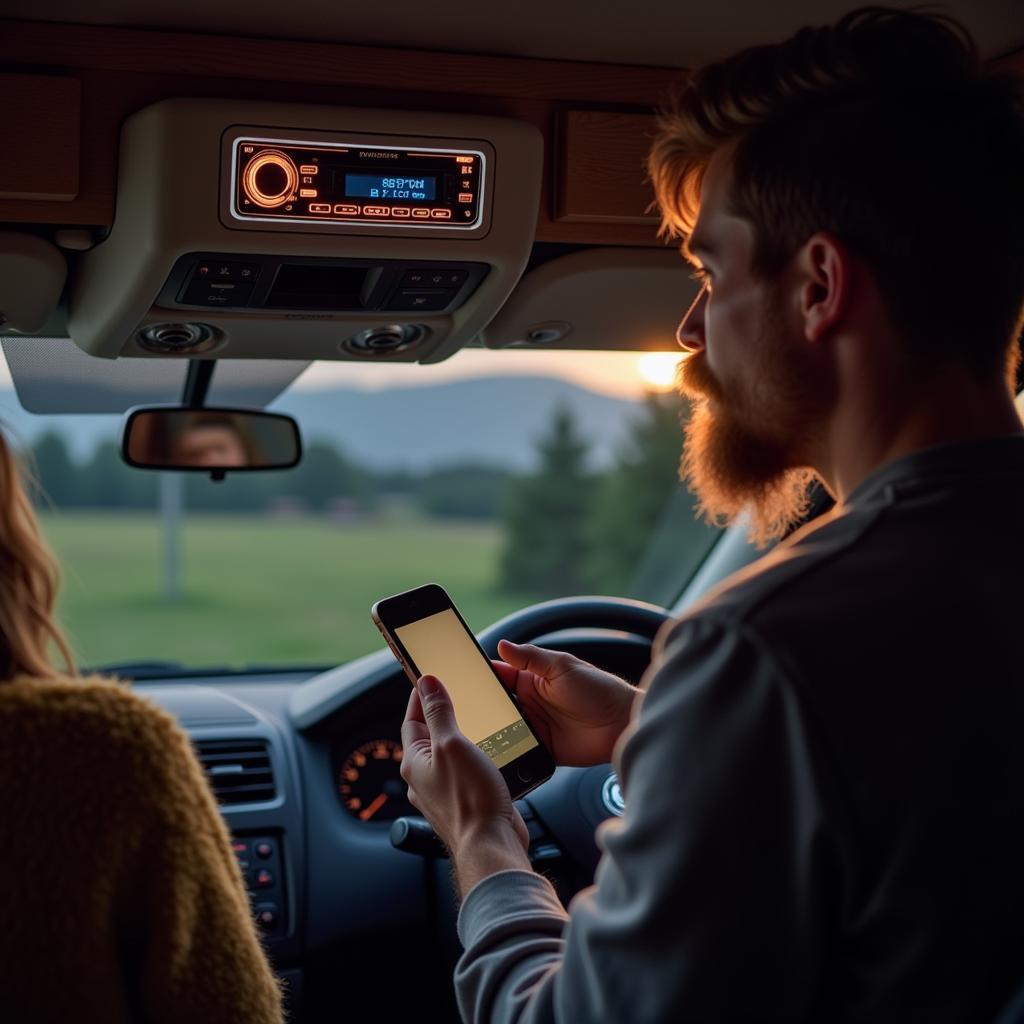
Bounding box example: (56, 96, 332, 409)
(844, 433, 1024, 507)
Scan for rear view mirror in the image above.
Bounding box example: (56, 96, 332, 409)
(122, 406, 302, 477)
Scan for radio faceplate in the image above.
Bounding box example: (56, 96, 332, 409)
(222, 128, 490, 236)
(67, 99, 540, 360)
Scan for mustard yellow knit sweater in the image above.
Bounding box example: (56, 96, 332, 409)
(0, 674, 284, 1023)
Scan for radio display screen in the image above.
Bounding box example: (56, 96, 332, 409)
(231, 138, 483, 228)
(344, 174, 437, 201)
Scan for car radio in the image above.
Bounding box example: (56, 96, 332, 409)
(66, 99, 542, 361)
(229, 136, 485, 231)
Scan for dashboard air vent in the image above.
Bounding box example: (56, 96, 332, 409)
(194, 738, 276, 806)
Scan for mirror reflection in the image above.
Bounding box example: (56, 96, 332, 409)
(124, 408, 301, 471)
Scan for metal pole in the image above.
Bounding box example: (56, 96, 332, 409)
(160, 471, 183, 601)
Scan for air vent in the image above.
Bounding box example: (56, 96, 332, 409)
(194, 738, 276, 806)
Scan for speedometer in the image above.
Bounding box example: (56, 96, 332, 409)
(337, 739, 413, 823)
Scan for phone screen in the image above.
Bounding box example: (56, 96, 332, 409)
(395, 608, 539, 769)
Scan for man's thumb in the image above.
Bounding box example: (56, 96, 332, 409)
(498, 639, 556, 672)
(417, 675, 456, 736)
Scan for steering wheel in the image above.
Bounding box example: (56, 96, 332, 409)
(476, 596, 673, 878)
(475, 594, 673, 653)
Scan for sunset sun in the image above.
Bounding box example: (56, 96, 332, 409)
(635, 352, 681, 391)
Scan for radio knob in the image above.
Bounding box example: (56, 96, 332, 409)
(242, 149, 300, 209)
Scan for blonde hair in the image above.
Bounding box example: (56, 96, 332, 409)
(0, 428, 76, 680)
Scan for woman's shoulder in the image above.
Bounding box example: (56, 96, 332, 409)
(1, 672, 181, 734)
(0, 674, 204, 797)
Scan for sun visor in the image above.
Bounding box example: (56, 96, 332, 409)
(480, 247, 695, 351)
(1, 336, 309, 413)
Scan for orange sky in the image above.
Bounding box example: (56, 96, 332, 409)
(0, 346, 681, 402)
(292, 348, 681, 399)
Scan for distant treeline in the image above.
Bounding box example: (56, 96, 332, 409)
(28, 391, 713, 600)
(27, 433, 515, 520)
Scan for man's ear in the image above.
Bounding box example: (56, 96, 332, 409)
(797, 232, 851, 344)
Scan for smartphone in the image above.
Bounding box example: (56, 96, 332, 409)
(371, 583, 556, 800)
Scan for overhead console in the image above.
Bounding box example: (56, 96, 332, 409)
(67, 99, 542, 362)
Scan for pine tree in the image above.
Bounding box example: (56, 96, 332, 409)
(29, 431, 81, 508)
(586, 390, 688, 595)
(499, 405, 595, 597)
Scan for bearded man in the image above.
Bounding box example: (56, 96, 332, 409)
(400, 8, 1024, 1022)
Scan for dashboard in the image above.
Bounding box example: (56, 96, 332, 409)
(135, 625, 658, 1023)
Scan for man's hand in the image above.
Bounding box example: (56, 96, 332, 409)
(400, 675, 532, 898)
(492, 640, 640, 767)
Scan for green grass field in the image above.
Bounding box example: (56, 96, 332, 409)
(38, 511, 532, 670)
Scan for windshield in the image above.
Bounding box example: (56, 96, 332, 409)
(3, 348, 718, 671)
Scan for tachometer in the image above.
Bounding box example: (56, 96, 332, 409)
(337, 739, 413, 823)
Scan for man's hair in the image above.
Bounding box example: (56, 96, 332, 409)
(649, 6, 1024, 378)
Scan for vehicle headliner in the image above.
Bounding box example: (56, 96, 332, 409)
(5, 0, 1023, 68)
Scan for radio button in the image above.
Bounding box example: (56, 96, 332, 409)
(430, 209, 452, 219)
(182, 280, 254, 307)
(390, 207, 411, 218)
(308, 203, 332, 214)
(458, 193, 474, 203)
(299, 164, 318, 175)
(438, 269, 468, 287)
(333, 204, 360, 216)
(194, 261, 259, 283)
(411, 208, 431, 218)
(364, 206, 390, 217)
(401, 268, 467, 289)
(385, 289, 455, 312)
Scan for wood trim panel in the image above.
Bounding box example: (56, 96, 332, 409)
(0, 19, 679, 105)
(992, 45, 1024, 75)
(0, 73, 80, 201)
(556, 111, 659, 224)
(0, 19, 679, 244)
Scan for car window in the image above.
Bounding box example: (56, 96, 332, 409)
(3, 348, 718, 671)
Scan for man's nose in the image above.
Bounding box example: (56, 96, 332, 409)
(676, 280, 708, 353)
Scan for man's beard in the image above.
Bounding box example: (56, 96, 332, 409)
(675, 304, 821, 549)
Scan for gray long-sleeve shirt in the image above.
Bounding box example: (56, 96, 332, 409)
(455, 436, 1024, 1023)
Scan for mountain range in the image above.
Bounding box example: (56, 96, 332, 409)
(0, 375, 647, 472)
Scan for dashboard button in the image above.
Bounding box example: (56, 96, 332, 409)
(254, 901, 280, 930)
(254, 868, 274, 888)
(390, 207, 411, 218)
(411, 208, 431, 218)
(438, 270, 468, 287)
(182, 280, 253, 307)
(334, 204, 360, 216)
(195, 261, 259, 283)
(430, 209, 452, 219)
(400, 269, 431, 287)
(384, 289, 455, 312)
(254, 841, 273, 859)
